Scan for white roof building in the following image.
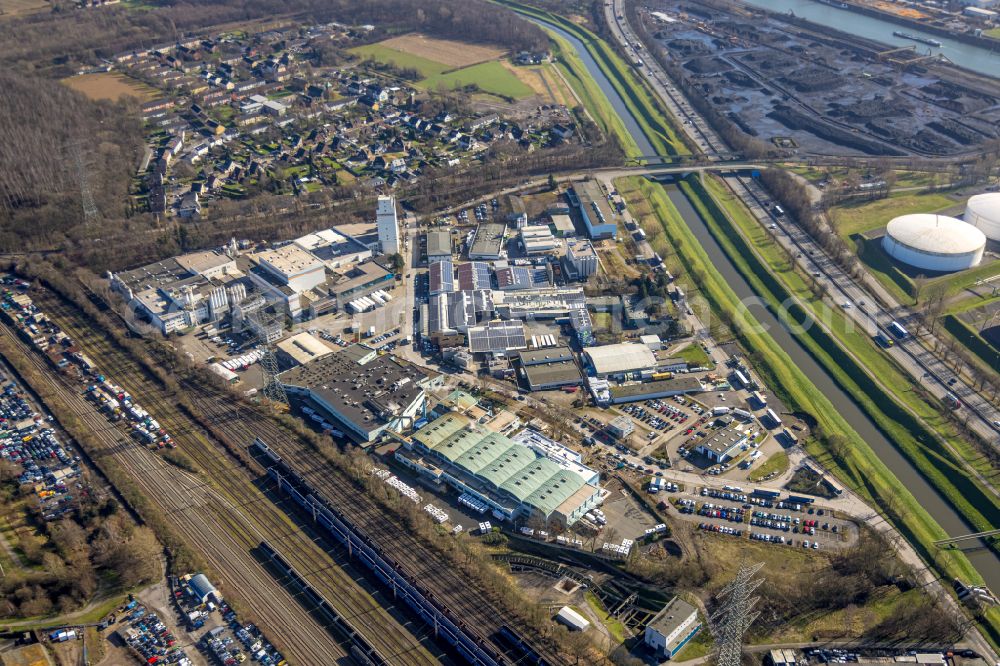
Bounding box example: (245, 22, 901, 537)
(585, 343, 657, 377)
(555, 606, 590, 631)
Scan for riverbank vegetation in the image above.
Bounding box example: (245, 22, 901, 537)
(546, 32, 641, 160)
(496, 0, 689, 160)
(617, 175, 1000, 648)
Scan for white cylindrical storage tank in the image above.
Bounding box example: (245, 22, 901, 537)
(965, 193, 1000, 241)
(882, 214, 985, 272)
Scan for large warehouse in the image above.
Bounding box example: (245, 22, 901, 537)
(399, 413, 604, 527)
(585, 343, 657, 379)
(965, 193, 1000, 241)
(279, 345, 441, 443)
(882, 214, 985, 272)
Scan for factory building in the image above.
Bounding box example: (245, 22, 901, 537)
(607, 376, 704, 405)
(468, 223, 507, 260)
(568, 181, 617, 239)
(517, 346, 583, 391)
(584, 343, 658, 379)
(882, 214, 985, 272)
(328, 261, 395, 310)
(251, 244, 327, 293)
(467, 320, 527, 356)
(275, 331, 336, 368)
(520, 225, 560, 255)
(693, 422, 753, 463)
(564, 240, 598, 279)
(279, 345, 440, 443)
(429, 260, 456, 296)
(456, 262, 492, 291)
(377, 195, 400, 255)
(426, 230, 452, 263)
(493, 287, 587, 320)
(108, 250, 245, 335)
(293, 228, 372, 270)
(399, 413, 603, 527)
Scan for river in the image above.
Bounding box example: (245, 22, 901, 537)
(528, 11, 1000, 589)
(739, 0, 1000, 78)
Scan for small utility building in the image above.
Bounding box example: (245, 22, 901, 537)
(188, 573, 223, 605)
(644, 596, 700, 660)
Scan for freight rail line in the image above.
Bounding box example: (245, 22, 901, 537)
(254, 437, 507, 666)
(29, 281, 564, 664)
(259, 541, 390, 666)
(0, 318, 349, 665)
(29, 291, 442, 665)
(183, 383, 566, 666)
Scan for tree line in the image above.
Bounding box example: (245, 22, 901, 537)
(1, 0, 547, 72)
(0, 71, 144, 251)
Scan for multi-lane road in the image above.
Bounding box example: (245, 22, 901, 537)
(604, 0, 1000, 448)
(725, 172, 1000, 454)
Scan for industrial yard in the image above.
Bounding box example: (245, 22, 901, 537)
(2, 0, 1000, 660)
(642, 1, 1000, 156)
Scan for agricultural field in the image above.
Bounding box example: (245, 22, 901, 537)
(351, 35, 533, 99)
(503, 61, 575, 107)
(377, 33, 503, 68)
(0, 0, 47, 18)
(61, 73, 158, 102)
(350, 42, 450, 78)
(421, 60, 533, 99)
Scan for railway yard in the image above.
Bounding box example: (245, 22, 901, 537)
(0, 282, 449, 665)
(0, 278, 567, 664)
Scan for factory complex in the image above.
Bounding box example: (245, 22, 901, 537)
(396, 412, 605, 527)
(109, 198, 398, 334)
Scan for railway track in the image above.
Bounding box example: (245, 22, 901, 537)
(23, 290, 442, 666)
(0, 323, 348, 665)
(183, 383, 569, 666)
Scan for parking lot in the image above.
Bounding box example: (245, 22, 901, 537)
(670, 486, 855, 551)
(0, 356, 88, 523)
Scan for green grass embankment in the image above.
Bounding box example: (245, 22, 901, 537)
(688, 173, 1000, 532)
(680, 173, 1000, 645)
(701, 175, 1000, 499)
(546, 31, 641, 160)
(496, 0, 689, 159)
(616, 176, 1000, 647)
(943, 315, 1000, 373)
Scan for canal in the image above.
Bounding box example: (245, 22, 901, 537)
(525, 9, 1000, 588)
(739, 0, 1000, 78)
(525, 19, 660, 161)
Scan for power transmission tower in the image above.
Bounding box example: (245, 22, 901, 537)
(72, 142, 99, 224)
(243, 299, 288, 409)
(711, 560, 764, 666)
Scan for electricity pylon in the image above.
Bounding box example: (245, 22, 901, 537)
(711, 560, 764, 666)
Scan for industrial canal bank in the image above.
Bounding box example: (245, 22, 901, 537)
(521, 7, 1000, 591)
(739, 0, 1000, 78)
(523, 18, 660, 161)
(661, 182, 1000, 591)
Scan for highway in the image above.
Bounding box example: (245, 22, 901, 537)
(603, 0, 727, 160)
(583, 2, 1000, 659)
(723, 172, 1000, 457)
(603, 0, 1000, 447)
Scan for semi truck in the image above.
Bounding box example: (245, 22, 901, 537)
(888, 321, 909, 339)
